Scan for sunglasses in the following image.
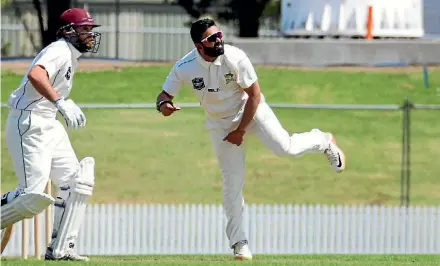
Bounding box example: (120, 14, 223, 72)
(200, 31, 223, 43)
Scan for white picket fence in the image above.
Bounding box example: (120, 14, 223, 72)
(2, 204, 439, 256)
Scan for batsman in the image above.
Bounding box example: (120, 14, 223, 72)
(1, 8, 101, 261)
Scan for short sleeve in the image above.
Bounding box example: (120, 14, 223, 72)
(34, 46, 67, 79)
(162, 65, 183, 96)
(236, 57, 258, 88)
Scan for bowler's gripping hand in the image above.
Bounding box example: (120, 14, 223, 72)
(157, 101, 181, 116)
(223, 129, 246, 146)
(55, 98, 86, 130)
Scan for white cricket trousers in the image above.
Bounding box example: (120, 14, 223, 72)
(5, 109, 80, 194)
(209, 102, 330, 248)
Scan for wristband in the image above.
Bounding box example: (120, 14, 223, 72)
(156, 100, 173, 112)
(53, 97, 64, 107)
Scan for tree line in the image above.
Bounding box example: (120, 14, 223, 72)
(4, 0, 279, 51)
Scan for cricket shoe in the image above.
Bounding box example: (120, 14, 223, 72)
(44, 247, 90, 262)
(232, 240, 252, 261)
(324, 133, 346, 172)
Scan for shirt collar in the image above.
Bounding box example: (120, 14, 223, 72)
(66, 40, 82, 60)
(195, 49, 223, 68)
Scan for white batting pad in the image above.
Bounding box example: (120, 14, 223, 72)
(1, 192, 55, 230)
(49, 157, 95, 258)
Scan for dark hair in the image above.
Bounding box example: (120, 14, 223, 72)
(190, 18, 216, 43)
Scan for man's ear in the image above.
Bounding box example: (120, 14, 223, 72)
(195, 43, 202, 50)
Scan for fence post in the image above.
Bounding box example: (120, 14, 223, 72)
(423, 65, 429, 88)
(400, 99, 412, 207)
(115, 0, 120, 60)
(406, 100, 412, 207)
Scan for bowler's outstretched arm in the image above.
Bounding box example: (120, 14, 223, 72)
(157, 64, 183, 116)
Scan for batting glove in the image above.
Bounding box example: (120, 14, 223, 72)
(54, 98, 86, 130)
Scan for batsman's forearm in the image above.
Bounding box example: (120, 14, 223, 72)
(237, 94, 260, 132)
(28, 68, 59, 103)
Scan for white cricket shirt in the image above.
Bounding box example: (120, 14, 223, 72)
(8, 39, 81, 117)
(162, 44, 264, 129)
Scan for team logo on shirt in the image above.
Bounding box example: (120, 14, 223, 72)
(191, 77, 205, 90)
(224, 72, 234, 84)
(65, 66, 71, 81)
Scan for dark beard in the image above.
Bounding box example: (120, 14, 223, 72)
(203, 40, 224, 57)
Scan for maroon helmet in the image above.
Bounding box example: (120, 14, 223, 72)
(57, 8, 102, 53)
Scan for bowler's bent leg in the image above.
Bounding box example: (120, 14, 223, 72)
(209, 129, 248, 248)
(249, 103, 346, 171)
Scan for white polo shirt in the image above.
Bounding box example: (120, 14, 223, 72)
(162, 44, 265, 129)
(8, 39, 81, 117)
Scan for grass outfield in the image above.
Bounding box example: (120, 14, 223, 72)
(2, 66, 440, 105)
(1, 66, 439, 205)
(2, 255, 440, 265)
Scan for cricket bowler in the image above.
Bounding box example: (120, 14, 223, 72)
(156, 18, 346, 260)
(1, 8, 101, 261)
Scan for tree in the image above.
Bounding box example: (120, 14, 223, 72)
(33, 0, 71, 48)
(175, 0, 272, 38)
(1, 0, 10, 8)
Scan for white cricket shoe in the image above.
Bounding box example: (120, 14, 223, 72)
(232, 240, 252, 261)
(45, 247, 90, 262)
(324, 133, 346, 172)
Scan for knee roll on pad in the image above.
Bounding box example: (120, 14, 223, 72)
(72, 157, 95, 195)
(1, 192, 55, 230)
(13, 193, 55, 217)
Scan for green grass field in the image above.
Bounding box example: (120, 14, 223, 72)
(1, 66, 440, 205)
(2, 255, 440, 266)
